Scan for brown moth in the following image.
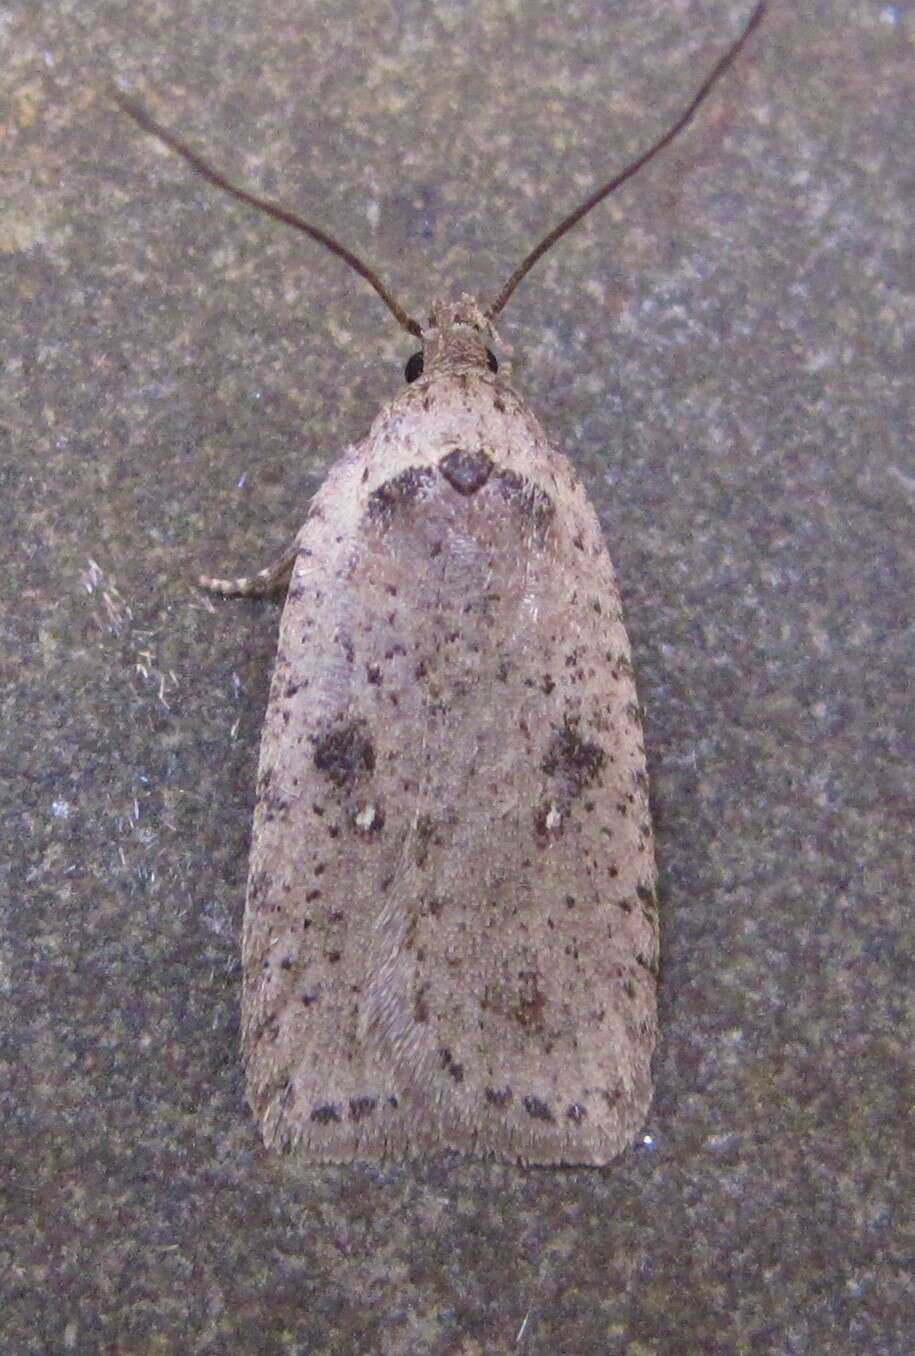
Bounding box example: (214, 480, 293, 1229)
(116, 4, 765, 1164)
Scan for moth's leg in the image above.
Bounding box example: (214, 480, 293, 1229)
(199, 541, 297, 598)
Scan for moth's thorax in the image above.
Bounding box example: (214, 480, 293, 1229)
(421, 294, 495, 376)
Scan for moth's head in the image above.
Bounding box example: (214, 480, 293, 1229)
(402, 295, 500, 385)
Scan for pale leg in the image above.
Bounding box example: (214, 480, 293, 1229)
(199, 542, 297, 597)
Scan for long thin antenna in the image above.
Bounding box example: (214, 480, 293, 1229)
(486, 1, 766, 321)
(112, 89, 423, 338)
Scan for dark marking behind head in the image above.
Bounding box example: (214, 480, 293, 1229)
(367, 466, 436, 521)
(493, 469, 555, 541)
(438, 448, 494, 495)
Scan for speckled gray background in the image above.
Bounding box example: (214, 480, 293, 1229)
(2, 0, 912, 1351)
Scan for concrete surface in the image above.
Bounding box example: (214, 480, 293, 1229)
(1, 0, 911, 1351)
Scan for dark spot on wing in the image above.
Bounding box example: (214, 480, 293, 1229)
(412, 814, 437, 868)
(367, 466, 436, 521)
(542, 718, 606, 799)
(313, 720, 375, 788)
(485, 1086, 513, 1107)
(310, 1103, 340, 1124)
(523, 1095, 554, 1122)
(513, 971, 546, 1030)
(492, 469, 555, 541)
(439, 1047, 464, 1082)
(349, 1096, 377, 1122)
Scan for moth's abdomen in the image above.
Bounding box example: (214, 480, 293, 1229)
(242, 428, 657, 1164)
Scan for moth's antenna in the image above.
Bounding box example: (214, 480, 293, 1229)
(112, 89, 423, 339)
(486, 1, 767, 321)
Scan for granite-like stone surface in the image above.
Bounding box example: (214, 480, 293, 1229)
(2, 1, 911, 1351)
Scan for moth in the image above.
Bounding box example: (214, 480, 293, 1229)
(116, 3, 764, 1164)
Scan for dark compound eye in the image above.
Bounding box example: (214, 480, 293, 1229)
(486, 349, 499, 373)
(404, 351, 424, 383)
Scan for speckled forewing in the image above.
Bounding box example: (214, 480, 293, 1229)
(242, 376, 657, 1164)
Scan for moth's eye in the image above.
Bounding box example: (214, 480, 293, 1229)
(404, 351, 424, 383)
(486, 349, 499, 373)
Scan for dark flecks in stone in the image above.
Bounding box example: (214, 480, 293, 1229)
(326, 950, 341, 964)
(439, 447, 494, 495)
(313, 721, 375, 788)
(523, 1095, 554, 1122)
(305, 889, 321, 903)
(413, 986, 429, 1023)
(310, 1103, 340, 1124)
(301, 992, 318, 1006)
(566, 1102, 587, 1121)
(388, 1095, 399, 1109)
(367, 663, 382, 685)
